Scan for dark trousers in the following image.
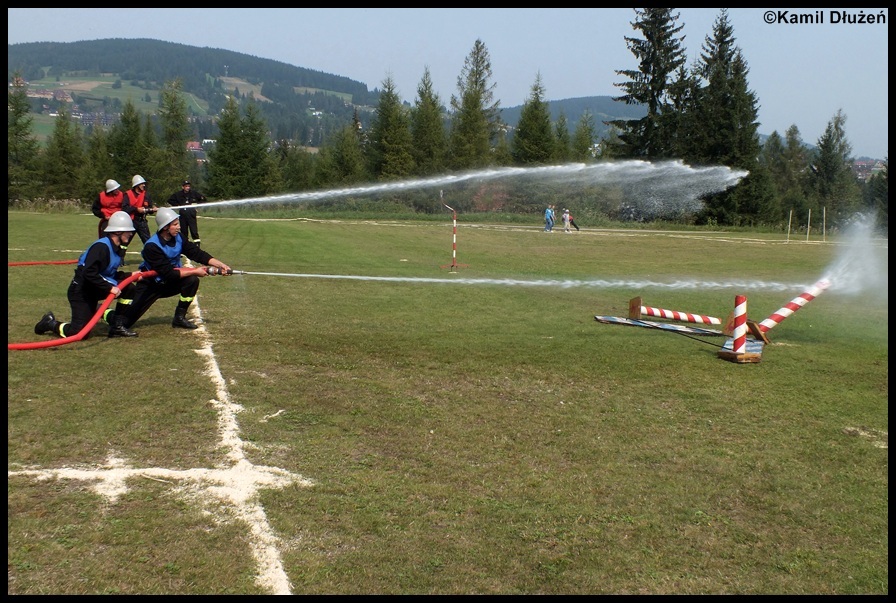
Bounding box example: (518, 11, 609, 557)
(64, 278, 136, 338)
(133, 216, 151, 244)
(179, 208, 200, 242)
(121, 274, 201, 328)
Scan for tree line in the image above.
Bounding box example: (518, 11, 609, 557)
(7, 9, 887, 232)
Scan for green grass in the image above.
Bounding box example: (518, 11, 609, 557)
(7, 210, 888, 594)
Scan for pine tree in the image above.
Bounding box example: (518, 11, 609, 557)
(157, 79, 193, 195)
(692, 9, 766, 226)
(571, 111, 598, 161)
(206, 96, 242, 199)
(314, 124, 368, 187)
(8, 72, 41, 202)
(81, 125, 115, 203)
(41, 106, 85, 200)
(553, 112, 572, 164)
(368, 75, 415, 180)
(511, 74, 554, 165)
(864, 158, 887, 233)
(448, 39, 503, 170)
(410, 67, 447, 176)
(808, 109, 862, 224)
(108, 99, 143, 179)
(610, 8, 686, 158)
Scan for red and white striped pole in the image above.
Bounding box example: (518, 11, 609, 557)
(758, 278, 831, 333)
(443, 192, 458, 272)
(639, 305, 722, 325)
(732, 295, 748, 353)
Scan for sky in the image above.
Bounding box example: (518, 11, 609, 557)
(8, 8, 889, 159)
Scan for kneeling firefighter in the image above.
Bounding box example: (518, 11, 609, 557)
(113, 207, 233, 335)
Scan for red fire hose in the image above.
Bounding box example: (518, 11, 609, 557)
(8, 270, 156, 351)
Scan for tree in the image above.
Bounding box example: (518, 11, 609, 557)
(367, 75, 415, 180)
(864, 158, 887, 233)
(81, 125, 115, 203)
(41, 106, 85, 200)
(511, 74, 554, 164)
(610, 8, 686, 158)
(207, 96, 281, 199)
(807, 109, 862, 224)
(448, 39, 503, 170)
(571, 111, 599, 161)
(410, 67, 447, 176)
(692, 9, 767, 226)
(8, 72, 41, 202)
(314, 124, 368, 187)
(157, 79, 193, 194)
(108, 99, 143, 179)
(553, 112, 572, 163)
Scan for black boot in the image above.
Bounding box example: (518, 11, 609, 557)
(172, 309, 198, 330)
(108, 315, 138, 338)
(34, 311, 59, 335)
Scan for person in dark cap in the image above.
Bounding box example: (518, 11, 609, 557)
(166, 179, 207, 246)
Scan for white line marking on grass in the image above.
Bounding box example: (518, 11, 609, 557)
(8, 294, 313, 595)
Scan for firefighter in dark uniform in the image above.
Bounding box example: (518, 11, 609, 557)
(34, 211, 140, 339)
(114, 208, 232, 334)
(166, 179, 206, 246)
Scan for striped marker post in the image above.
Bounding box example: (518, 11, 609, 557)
(718, 294, 763, 363)
(758, 278, 831, 334)
(639, 304, 722, 325)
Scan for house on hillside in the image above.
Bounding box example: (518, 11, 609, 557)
(187, 140, 208, 164)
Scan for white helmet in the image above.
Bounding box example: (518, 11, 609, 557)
(155, 207, 180, 232)
(105, 179, 121, 193)
(105, 210, 136, 233)
(131, 174, 147, 187)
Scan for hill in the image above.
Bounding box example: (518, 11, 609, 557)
(9, 38, 646, 146)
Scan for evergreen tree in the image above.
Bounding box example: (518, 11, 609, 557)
(41, 106, 85, 200)
(82, 125, 115, 203)
(864, 158, 887, 233)
(808, 109, 862, 224)
(314, 124, 368, 187)
(107, 99, 143, 179)
(8, 72, 41, 203)
(368, 75, 415, 180)
(663, 64, 702, 159)
(448, 39, 503, 170)
(206, 97, 280, 198)
(553, 112, 572, 163)
(280, 142, 316, 192)
(410, 67, 448, 176)
(692, 9, 766, 226)
(511, 74, 554, 164)
(610, 8, 686, 158)
(571, 110, 598, 161)
(206, 96, 242, 198)
(157, 79, 193, 195)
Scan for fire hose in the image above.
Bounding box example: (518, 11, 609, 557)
(8, 267, 239, 351)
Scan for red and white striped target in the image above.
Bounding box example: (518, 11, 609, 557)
(758, 278, 831, 333)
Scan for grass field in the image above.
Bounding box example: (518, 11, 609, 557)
(7, 209, 888, 594)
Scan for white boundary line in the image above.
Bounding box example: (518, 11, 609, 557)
(8, 293, 313, 595)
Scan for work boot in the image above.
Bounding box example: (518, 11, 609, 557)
(172, 311, 198, 330)
(108, 316, 138, 338)
(34, 311, 59, 335)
